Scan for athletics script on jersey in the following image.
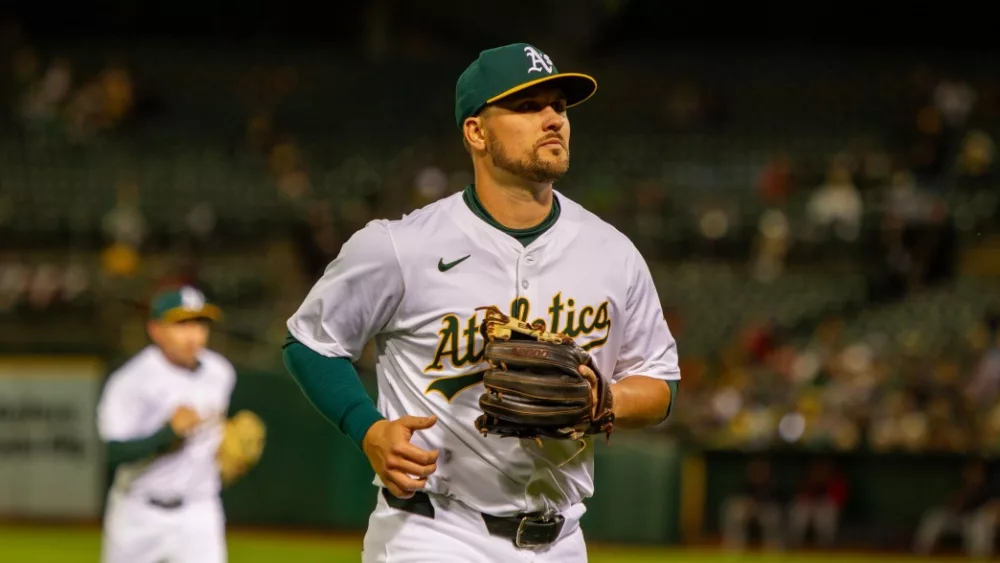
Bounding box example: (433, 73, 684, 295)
(423, 293, 610, 402)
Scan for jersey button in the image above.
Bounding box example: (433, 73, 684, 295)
(525, 255, 535, 264)
(521, 280, 529, 289)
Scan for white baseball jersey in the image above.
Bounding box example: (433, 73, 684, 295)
(97, 345, 236, 502)
(287, 189, 680, 516)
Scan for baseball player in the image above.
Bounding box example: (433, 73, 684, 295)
(97, 285, 235, 563)
(284, 42, 680, 562)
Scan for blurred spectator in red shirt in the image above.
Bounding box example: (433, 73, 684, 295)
(757, 152, 793, 205)
(740, 320, 776, 365)
(788, 459, 849, 548)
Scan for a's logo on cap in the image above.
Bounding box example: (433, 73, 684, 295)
(180, 286, 206, 310)
(524, 46, 554, 74)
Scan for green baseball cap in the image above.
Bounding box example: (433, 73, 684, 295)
(455, 43, 597, 128)
(149, 285, 222, 324)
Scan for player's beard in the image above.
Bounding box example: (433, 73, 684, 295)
(485, 129, 569, 184)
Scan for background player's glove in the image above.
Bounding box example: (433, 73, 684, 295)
(217, 409, 266, 486)
(474, 306, 615, 443)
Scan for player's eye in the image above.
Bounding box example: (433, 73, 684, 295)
(515, 100, 567, 113)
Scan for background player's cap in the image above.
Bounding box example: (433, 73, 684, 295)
(149, 285, 222, 324)
(455, 43, 597, 128)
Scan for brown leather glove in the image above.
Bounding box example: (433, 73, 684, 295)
(474, 306, 614, 443)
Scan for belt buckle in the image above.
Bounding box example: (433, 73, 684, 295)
(149, 497, 183, 510)
(514, 516, 532, 548)
(514, 511, 555, 549)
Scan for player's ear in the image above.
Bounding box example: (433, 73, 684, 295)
(146, 320, 160, 343)
(463, 117, 487, 153)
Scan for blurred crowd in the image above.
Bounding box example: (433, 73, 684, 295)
(661, 71, 1000, 458)
(672, 305, 1000, 456)
(9, 47, 135, 145)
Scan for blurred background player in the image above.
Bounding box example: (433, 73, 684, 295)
(96, 285, 235, 563)
(787, 458, 849, 549)
(720, 457, 784, 551)
(913, 459, 998, 558)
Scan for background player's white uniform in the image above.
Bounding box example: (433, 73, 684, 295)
(97, 345, 236, 563)
(288, 189, 681, 562)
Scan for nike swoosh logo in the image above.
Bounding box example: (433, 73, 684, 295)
(438, 255, 471, 272)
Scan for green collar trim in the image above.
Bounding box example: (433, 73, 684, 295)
(462, 184, 560, 239)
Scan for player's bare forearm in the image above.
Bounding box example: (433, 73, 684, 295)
(609, 376, 672, 429)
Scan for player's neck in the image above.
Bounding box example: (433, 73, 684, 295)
(169, 358, 200, 372)
(157, 348, 201, 372)
(473, 178, 553, 230)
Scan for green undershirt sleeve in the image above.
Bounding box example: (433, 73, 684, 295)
(282, 334, 385, 450)
(667, 380, 679, 418)
(105, 424, 180, 466)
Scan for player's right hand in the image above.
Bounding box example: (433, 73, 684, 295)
(170, 405, 202, 437)
(362, 415, 439, 499)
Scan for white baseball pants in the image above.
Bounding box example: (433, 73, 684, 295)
(101, 490, 227, 563)
(362, 488, 588, 563)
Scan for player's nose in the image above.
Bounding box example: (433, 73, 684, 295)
(540, 105, 566, 132)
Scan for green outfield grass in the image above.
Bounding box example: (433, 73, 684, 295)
(0, 525, 971, 563)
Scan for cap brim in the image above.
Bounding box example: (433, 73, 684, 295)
(486, 73, 598, 109)
(160, 305, 222, 324)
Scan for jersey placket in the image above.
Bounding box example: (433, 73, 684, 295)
(514, 245, 541, 315)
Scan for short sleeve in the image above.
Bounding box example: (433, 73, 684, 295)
(612, 247, 681, 383)
(286, 220, 404, 361)
(96, 372, 147, 442)
(219, 358, 237, 413)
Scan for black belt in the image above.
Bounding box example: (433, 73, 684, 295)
(147, 497, 184, 510)
(382, 489, 565, 549)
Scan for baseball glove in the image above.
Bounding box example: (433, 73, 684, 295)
(217, 410, 266, 487)
(474, 306, 615, 443)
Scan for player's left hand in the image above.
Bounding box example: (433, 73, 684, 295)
(170, 405, 202, 437)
